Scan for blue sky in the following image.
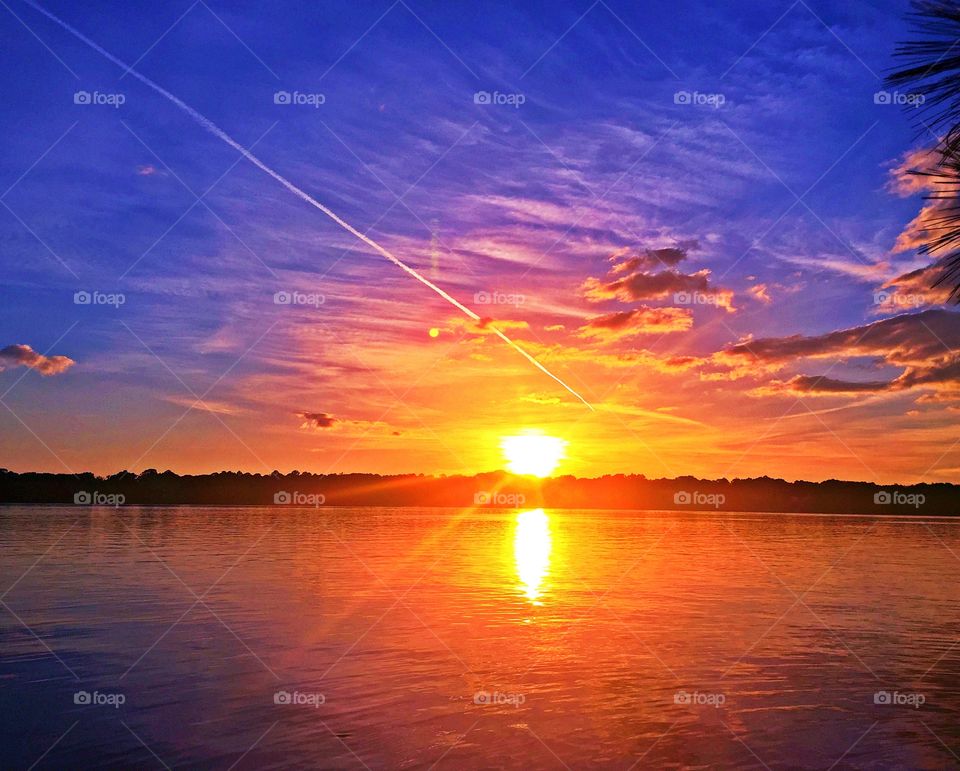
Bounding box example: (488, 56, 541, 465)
(2, 0, 956, 482)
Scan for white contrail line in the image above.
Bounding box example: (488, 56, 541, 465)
(23, 0, 594, 412)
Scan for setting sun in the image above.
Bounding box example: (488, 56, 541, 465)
(500, 433, 566, 477)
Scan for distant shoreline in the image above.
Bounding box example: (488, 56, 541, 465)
(2, 502, 959, 519)
(1, 469, 956, 516)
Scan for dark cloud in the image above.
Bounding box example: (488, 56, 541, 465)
(576, 306, 693, 341)
(717, 309, 960, 397)
(583, 244, 735, 312)
(0, 344, 75, 376)
(718, 309, 960, 367)
(767, 375, 892, 394)
(609, 246, 690, 275)
(298, 411, 338, 429)
(586, 269, 710, 301)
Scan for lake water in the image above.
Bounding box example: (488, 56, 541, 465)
(1, 506, 959, 769)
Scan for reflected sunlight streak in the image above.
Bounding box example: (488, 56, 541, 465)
(513, 509, 552, 604)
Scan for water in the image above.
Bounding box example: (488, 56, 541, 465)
(1, 506, 959, 769)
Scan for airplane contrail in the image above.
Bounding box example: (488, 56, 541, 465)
(23, 0, 595, 411)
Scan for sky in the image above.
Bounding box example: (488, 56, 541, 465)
(1, 0, 957, 483)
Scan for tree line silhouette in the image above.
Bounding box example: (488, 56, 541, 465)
(0, 468, 956, 515)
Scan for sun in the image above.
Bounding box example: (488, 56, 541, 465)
(500, 433, 566, 477)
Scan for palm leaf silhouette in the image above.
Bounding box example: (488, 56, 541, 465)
(887, 0, 960, 301)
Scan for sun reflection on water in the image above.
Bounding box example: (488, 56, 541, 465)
(513, 509, 552, 604)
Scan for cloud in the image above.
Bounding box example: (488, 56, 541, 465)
(576, 306, 693, 341)
(582, 244, 736, 312)
(524, 340, 704, 370)
(916, 390, 960, 404)
(299, 411, 337, 429)
(753, 375, 892, 396)
(165, 395, 243, 415)
(876, 263, 953, 311)
(748, 283, 773, 304)
(773, 252, 890, 283)
(0, 344, 75, 376)
(297, 411, 402, 437)
(887, 145, 958, 259)
(446, 316, 530, 337)
(476, 317, 529, 332)
(584, 268, 711, 302)
(893, 202, 946, 254)
(521, 392, 562, 405)
(887, 146, 939, 198)
(717, 309, 958, 367)
(607, 245, 690, 274)
(714, 309, 960, 397)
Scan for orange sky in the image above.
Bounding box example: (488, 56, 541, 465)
(3, 1, 960, 484)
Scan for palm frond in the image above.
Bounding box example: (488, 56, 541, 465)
(887, 0, 960, 301)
